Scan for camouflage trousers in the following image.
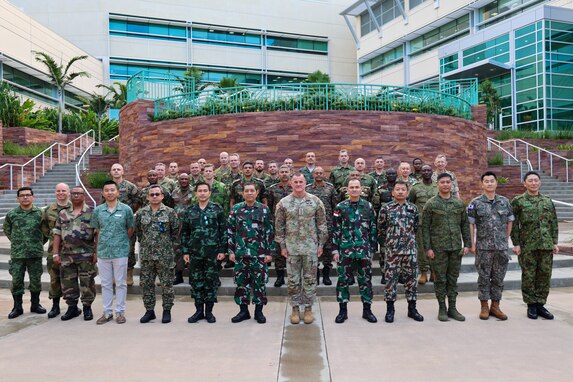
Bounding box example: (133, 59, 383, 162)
(140, 259, 174, 311)
(189, 255, 220, 303)
(431, 249, 462, 301)
(128, 234, 138, 269)
(60, 254, 98, 306)
(385, 253, 417, 302)
(336, 256, 373, 304)
(234, 256, 268, 305)
(47, 254, 62, 299)
(518, 250, 553, 305)
(287, 255, 318, 307)
(475, 249, 509, 301)
(416, 230, 432, 273)
(274, 246, 286, 271)
(320, 243, 334, 268)
(9, 257, 43, 295)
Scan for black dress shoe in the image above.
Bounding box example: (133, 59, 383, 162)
(527, 304, 538, 319)
(536, 304, 554, 320)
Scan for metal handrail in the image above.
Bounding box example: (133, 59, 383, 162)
(0, 130, 95, 190)
(553, 200, 573, 208)
(75, 140, 97, 208)
(487, 137, 520, 164)
(108, 135, 120, 142)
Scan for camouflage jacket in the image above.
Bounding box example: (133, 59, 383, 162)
(3, 206, 47, 259)
(275, 193, 328, 256)
(218, 170, 242, 186)
(42, 201, 72, 254)
(140, 183, 174, 208)
(408, 181, 438, 222)
(172, 186, 194, 217)
(378, 201, 419, 256)
(159, 177, 177, 194)
(397, 176, 418, 188)
(432, 170, 459, 195)
(299, 166, 315, 185)
(190, 180, 230, 217)
(117, 179, 140, 210)
(229, 177, 266, 205)
(510, 192, 558, 252)
(410, 172, 422, 182)
(53, 203, 95, 257)
(372, 182, 396, 213)
(368, 170, 387, 187)
(305, 182, 337, 229)
(254, 170, 269, 180)
(135, 204, 180, 261)
(214, 165, 231, 181)
(328, 164, 355, 191)
(422, 195, 470, 251)
(468, 194, 514, 251)
(189, 175, 206, 190)
(228, 201, 275, 258)
(180, 201, 227, 257)
(338, 174, 376, 203)
(332, 199, 377, 258)
(264, 176, 280, 189)
(267, 182, 293, 218)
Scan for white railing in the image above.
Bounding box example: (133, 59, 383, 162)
(553, 200, 573, 208)
(75, 140, 97, 208)
(0, 130, 95, 190)
(487, 137, 533, 180)
(108, 134, 119, 142)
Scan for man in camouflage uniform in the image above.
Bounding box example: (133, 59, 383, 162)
(264, 160, 280, 188)
(198, 158, 207, 173)
(283, 157, 294, 170)
(329, 149, 355, 191)
(218, 153, 242, 186)
(3, 187, 48, 319)
(197, 164, 229, 216)
(275, 173, 328, 325)
(172, 173, 193, 285)
(368, 157, 387, 187)
(156, 162, 177, 196)
(52, 186, 98, 321)
(181, 182, 227, 324)
(228, 183, 274, 324)
(140, 169, 173, 208)
(41, 182, 71, 318)
(299, 152, 316, 185)
(306, 166, 337, 286)
(167, 162, 179, 181)
(214, 151, 231, 180)
(408, 164, 438, 285)
(468, 171, 514, 321)
(411, 158, 423, 182)
(378, 181, 424, 323)
(266, 165, 293, 287)
(338, 169, 376, 203)
(397, 162, 418, 188)
(136, 185, 180, 324)
(332, 179, 378, 324)
(229, 161, 267, 208)
(432, 154, 460, 199)
(189, 162, 206, 189)
(254, 159, 268, 180)
(422, 173, 470, 322)
(511, 171, 559, 320)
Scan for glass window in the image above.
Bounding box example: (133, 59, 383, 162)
(411, 15, 469, 54)
(409, 0, 427, 10)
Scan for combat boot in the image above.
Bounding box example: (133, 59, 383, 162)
(290, 306, 301, 324)
(83, 305, 93, 321)
(61, 305, 82, 321)
(162, 310, 171, 324)
(316, 267, 321, 286)
(48, 297, 61, 319)
(126, 268, 134, 286)
(322, 266, 332, 286)
(140, 310, 156, 323)
(536, 304, 554, 320)
(335, 303, 348, 323)
(274, 270, 285, 287)
(438, 299, 448, 322)
(479, 300, 490, 320)
(380, 274, 386, 285)
(8, 294, 24, 319)
(418, 272, 428, 285)
(384, 301, 395, 323)
(407, 300, 424, 322)
(30, 292, 46, 314)
(231, 304, 251, 323)
(188, 303, 205, 323)
(490, 300, 507, 320)
(527, 304, 538, 319)
(303, 306, 314, 324)
(363, 303, 377, 323)
(447, 298, 465, 321)
(173, 271, 184, 285)
(205, 302, 216, 323)
(254, 304, 266, 324)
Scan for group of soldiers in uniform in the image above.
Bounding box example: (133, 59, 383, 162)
(3, 149, 559, 324)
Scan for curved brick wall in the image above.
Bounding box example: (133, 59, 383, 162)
(119, 100, 488, 200)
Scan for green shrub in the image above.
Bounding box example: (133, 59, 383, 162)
(495, 130, 573, 140)
(498, 176, 509, 184)
(556, 144, 573, 150)
(85, 171, 112, 189)
(3, 141, 51, 156)
(487, 152, 504, 166)
(102, 145, 120, 155)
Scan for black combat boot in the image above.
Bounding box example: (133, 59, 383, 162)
(527, 304, 538, 319)
(407, 300, 424, 322)
(384, 301, 395, 323)
(30, 292, 46, 314)
(61, 305, 82, 321)
(380, 274, 386, 285)
(322, 266, 332, 286)
(8, 294, 24, 319)
(47, 297, 60, 319)
(317, 267, 321, 285)
(205, 302, 216, 323)
(83, 305, 93, 321)
(335, 303, 348, 323)
(188, 303, 205, 323)
(254, 304, 266, 324)
(231, 304, 251, 323)
(274, 270, 285, 287)
(162, 310, 171, 324)
(536, 304, 554, 320)
(140, 310, 156, 323)
(173, 271, 184, 285)
(362, 302, 377, 323)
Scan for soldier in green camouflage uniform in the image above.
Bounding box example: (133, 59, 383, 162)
(411, 158, 424, 182)
(397, 162, 418, 188)
(172, 173, 193, 285)
(214, 151, 231, 181)
(3, 187, 48, 319)
(41, 183, 72, 318)
(332, 179, 378, 324)
(53, 186, 98, 321)
(218, 153, 242, 186)
(156, 162, 178, 195)
(368, 157, 387, 187)
(140, 169, 174, 208)
(189, 162, 206, 189)
(372, 168, 398, 283)
(135, 185, 180, 324)
(264, 160, 280, 188)
(299, 152, 316, 185)
(306, 166, 337, 286)
(468, 171, 514, 321)
(254, 159, 269, 181)
(194, 164, 230, 217)
(181, 182, 227, 323)
(432, 154, 460, 198)
(422, 173, 471, 322)
(408, 165, 438, 284)
(167, 162, 180, 182)
(275, 173, 328, 325)
(510, 171, 559, 320)
(229, 161, 267, 207)
(378, 181, 424, 323)
(338, 170, 376, 203)
(228, 183, 275, 324)
(328, 149, 355, 191)
(266, 165, 293, 287)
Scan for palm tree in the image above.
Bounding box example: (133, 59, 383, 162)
(218, 77, 239, 91)
(80, 93, 110, 144)
(97, 82, 127, 109)
(34, 52, 90, 133)
(479, 80, 501, 128)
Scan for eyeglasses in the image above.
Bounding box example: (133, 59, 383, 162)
(149, 193, 162, 197)
(71, 192, 85, 196)
(18, 194, 33, 198)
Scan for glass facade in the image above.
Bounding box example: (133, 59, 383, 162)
(478, 0, 544, 29)
(411, 15, 469, 55)
(192, 28, 261, 48)
(109, 19, 187, 42)
(360, 0, 405, 36)
(463, 34, 510, 66)
(409, 0, 428, 10)
(546, 20, 573, 129)
(360, 47, 403, 76)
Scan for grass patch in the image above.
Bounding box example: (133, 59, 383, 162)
(85, 171, 112, 189)
(488, 152, 504, 166)
(495, 130, 573, 140)
(102, 145, 120, 155)
(556, 144, 573, 150)
(3, 141, 50, 156)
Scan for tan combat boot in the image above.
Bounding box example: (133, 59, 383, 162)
(290, 306, 301, 324)
(303, 307, 314, 324)
(490, 300, 508, 320)
(479, 300, 490, 320)
(418, 272, 428, 285)
(126, 269, 134, 286)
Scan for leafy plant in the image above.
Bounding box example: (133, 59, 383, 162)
(102, 145, 120, 155)
(488, 152, 504, 166)
(0, 83, 36, 127)
(495, 130, 573, 140)
(556, 145, 573, 150)
(497, 176, 509, 184)
(3, 141, 51, 156)
(85, 171, 112, 189)
(97, 82, 127, 108)
(479, 80, 500, 128)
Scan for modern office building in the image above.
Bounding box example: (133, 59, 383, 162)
(341, 0, 573, 130)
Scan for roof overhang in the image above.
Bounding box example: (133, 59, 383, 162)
(442, 59, 512, 80)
